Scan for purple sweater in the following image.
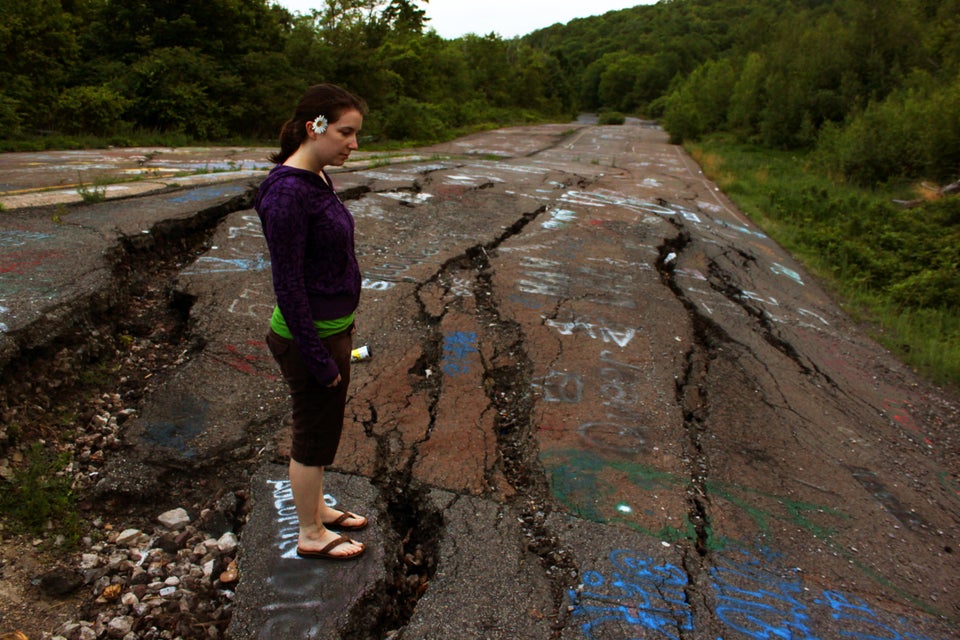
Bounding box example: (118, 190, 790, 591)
(255, 164, 361, 385)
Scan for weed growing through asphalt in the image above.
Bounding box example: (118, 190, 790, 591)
(0, 443, 82, 547)
(76, 173, 107, 203)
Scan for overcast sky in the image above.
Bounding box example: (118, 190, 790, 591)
(275, 0, 655, 39)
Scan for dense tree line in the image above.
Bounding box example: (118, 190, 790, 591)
(2, 0, 959, 187)
(0, 0, 571, 145)
(526, 0, 960, 187)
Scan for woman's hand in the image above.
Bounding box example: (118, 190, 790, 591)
(326, 374, 342, 388)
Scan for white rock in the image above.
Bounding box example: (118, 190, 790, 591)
(217, 532, 238, 554)
(80, 553, 100, 569)
(115, 528, 144, 547)
(157, 507, 191, 530)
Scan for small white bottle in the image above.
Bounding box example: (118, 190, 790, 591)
(350, 345, 371, 362)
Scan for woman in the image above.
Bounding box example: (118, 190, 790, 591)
(256, 83, 368, 560)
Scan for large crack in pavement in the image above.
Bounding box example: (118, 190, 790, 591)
(1, 191, 256, 504)
(655, 217, 733, 637)
(657, 223, 722, 557)
(348, 180, 588, 636)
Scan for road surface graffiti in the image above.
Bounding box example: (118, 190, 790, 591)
(167, 183, 246, 203)
(544, 315, 637, 347)
(515, 254, 647, 308)
(359, 247, 441, 291)
(207, 340, 278, 381)
(267, 479, 338, 561)
(442, 331, 478, 377)
(0, 229, 54, 247)
(543, 448, 846, 544)
(182, 252, 270, 275)
(771, 262, 804, 285)
(569, 546, 939, 640)
(543, 208, 578, 229)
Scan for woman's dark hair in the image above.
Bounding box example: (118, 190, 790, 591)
(269, 83, 367, 164)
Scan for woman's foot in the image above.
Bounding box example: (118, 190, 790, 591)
(319, 506, 368, 531)
(298, 527, 365, 560)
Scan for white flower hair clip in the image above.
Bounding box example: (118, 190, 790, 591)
(311, 114, 328, 135)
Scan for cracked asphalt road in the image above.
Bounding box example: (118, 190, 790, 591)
(3, 120, 958, 639)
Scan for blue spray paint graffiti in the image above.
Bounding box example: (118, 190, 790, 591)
(442, 331, 478, 376)
(711, 547, 816, 639)
(814, 591, 933, 640)
(181, 253, 270, 275)
(569, 547, 942, 640)
(572, 550, 693, 640)
(168, 183, 246, 203)
(0, 230, 54, 247)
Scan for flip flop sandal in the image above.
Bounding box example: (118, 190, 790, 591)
(297, 535, 365, 560)
(323, 509, 368, 531)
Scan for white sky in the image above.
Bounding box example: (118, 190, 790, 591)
(275, 1, 655, 39)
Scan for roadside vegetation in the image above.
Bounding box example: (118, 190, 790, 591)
(689, 139, 959, 386)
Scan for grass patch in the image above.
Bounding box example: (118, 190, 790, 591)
(0, 443, 82, 547)
(76, 173, 108, 203)
(688, 137, 960, 388)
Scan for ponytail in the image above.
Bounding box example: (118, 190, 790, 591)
(269, 119, 303, 164)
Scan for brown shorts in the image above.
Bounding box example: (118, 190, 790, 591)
(265, 327, 352, 467)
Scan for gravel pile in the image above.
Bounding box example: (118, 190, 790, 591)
(22, 387, 247, 639)
(36, 506, 241, 640)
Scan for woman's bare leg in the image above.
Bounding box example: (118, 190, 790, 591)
(289, 459, 363, 557)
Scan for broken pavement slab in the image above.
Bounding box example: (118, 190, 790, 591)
(229, 465, 386, 640)
(402, 490, 558, 639)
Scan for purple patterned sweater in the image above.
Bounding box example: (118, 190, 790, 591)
(255, 164, 361, 385)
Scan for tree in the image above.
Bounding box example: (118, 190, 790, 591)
(0, 0, 83, 130)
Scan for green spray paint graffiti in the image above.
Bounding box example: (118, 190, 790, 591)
(542, 448, 847, 547)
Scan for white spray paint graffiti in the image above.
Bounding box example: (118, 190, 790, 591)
(771, 262, 804, 285)
(515, 255, 646, 308)
(798, 308, 830, 326)
(542, 208, 578, 229)
(228, 287, 274, 319)
(267, 479, 337, 561)
(182, 251, 270, 275)
(533, 370, 584, 404)
(227, 213, 265, 240)
(577, 350, 649, 452)
(377, 191, 434, 205)
(534, 351, 650, 452)
(544, 315, 637, 348)
(361, 247, 441, 291)
(447, 276, 473, 298)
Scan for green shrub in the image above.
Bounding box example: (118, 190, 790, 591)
(379, 97, 450, 143)
(0, 94, 22, 137)
(56, 85, 131, 136)
(815, 78, 960, 185)
(0, 443, 81, 546)
(598, 110, 626, 125)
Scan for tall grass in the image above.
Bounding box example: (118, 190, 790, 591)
(689, 137, 960, 388)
